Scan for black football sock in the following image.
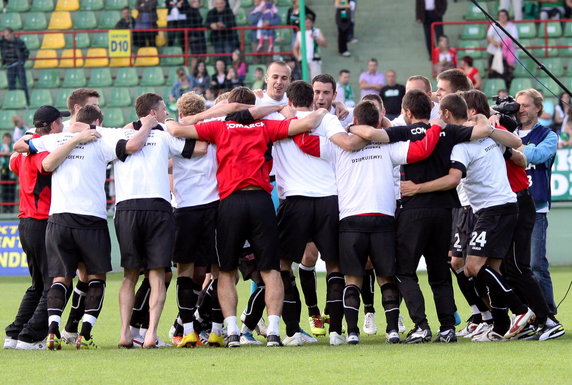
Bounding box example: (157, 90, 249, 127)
(47, 282, 71, 337)
(298, 264, 320, 317)
(454, 268, 489, 314)
(80, 280, 106, 340)
(64, 280, 88, 333)
(343, 284, 361, 334)
(191, 280, 203, 307)
(176, 277, 197, 330)
(210, 279, 224, 325)
(244, 283, 266, 331)
(362, 269, 376, 314)
(477, 265, 528, 315)
(326, 272, 344, 335)
(281, 271, 301, 337)
(380, 282, 400, 332)
(129, 278, 150, 329)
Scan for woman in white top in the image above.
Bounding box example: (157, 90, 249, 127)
(486, 9, 518, 86)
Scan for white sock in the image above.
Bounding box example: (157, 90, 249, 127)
(193, 309, 203, 323)
(299, 264, 315, 272)
(48, 315, 61, 326)
(546, 317, 557, 327)
(183, 322, 194, 336)
(470, 305, 480, 315)
(211, 322, 223, 336)
(267, 315, 280, 336)
(224, 316, 240, 336)
(241, 324, 253, 334)
(139, 328, 148, 338)
(82, 314, 97, 327)
(130, 326, 139, 339)
(481, 311, 492, 321)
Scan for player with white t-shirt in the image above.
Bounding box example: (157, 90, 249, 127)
(62, 88, 100, 132)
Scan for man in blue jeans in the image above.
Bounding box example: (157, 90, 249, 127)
(0, 28, 29, 105)
(515, 89, 565, 338)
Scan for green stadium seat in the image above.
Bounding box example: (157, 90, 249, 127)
(36, 69, 61, 88)
(20, 34, 41, 50)
(0, 71, 7, 89)
(473, 59, 486, 75)
(91, 33, 108, 48)
(80, 0, 104, 10)
(0, 111, 15, 130)
(564, 21, 572, 37)
(62, 68, 87, 87)
(276, 0, 290, 6)
(483, 78, 506, 98)
(536, 77, 561, 97)
(54, 88, 73, 109)
(114, 67, 138, 86)
(31, 0, 55, 12)
(457, 40, 484, 59)
(516, 22, 537, 39)
(277, 7, 288, 24)
(3, 90, 27, 109)
(140, 67, 165, 86)
(275, 28, 293, 46)
(461, 24, 486, 40)
(23, 12, 48, 31)
(65, 33, 90, 49)
(160, 46, 184, 66)
(513, 57, 538, 78)
(464, 3, 487, 21)
(532, 38, 558, 57)
(91, 88, 105, 106)
(72, 11, 97, 30)
(108, 87, 132, 107)
(23, 70, 34, 89)
(559, 38, 572, 57)
(126, 107, 139, 124)
(235, 8, 247, 26)
(103, 107, 125, 126)
(98, 11, 120, 29)
(241, 0, 253, 7)
(88, 68, 112, 87)
(538, 22, 563, 38)
(509, 78, 533, 96)
(165, 66, 179, 82)
(0, 13, 23, 30)
(543, 57, 564, 77)
(7, 0, 31, 12)
(29, 89, 53, 108)
(105, 0, 128, 10)
(199, 8, 208, 21)
(134, 86, 155, 97)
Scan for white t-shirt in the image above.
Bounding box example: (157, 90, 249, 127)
(295, 28, 322, 62)
(255, 92, 288, 106)
(330, 106, 354, 128)
(31, 127, 126, 219)
(320, 138, 409, 219)
(391, 102, 440, 126)
(450, 137, 516, 213)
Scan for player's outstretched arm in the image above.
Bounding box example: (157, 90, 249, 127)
(166, 120, 200, 139)
(125, 115, 158, 154)
(329, 130, 369, 151)
(405, 124, 442, 163)
(13, 134, 33, 153)
(469, 114, 494, 139)
(400, 168, 462, 197)
(490, 128, 522, 149)
(349, 125, 390, 142)
(42, 129, 101, 172)
(248, 104, 285, 120)
(182, 102, 252, 125)
(287, 108, 328, 136)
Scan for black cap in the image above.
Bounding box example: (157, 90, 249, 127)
(33, 105, 70, 125)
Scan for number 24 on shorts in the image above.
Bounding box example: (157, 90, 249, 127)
(469, 231, 487, 248)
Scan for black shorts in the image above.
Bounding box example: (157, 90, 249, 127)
(46, 220, 112, 278)
(339, 215, 396, 277)
(277, 195, 339, 264)
(216, 190, 279, 272)
(468, 203, 518, 259)
(449, 206, 475, 258)
(114, 210, 175, 270)
(172, 202, 218, 267)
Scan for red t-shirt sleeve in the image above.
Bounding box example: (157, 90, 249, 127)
(194, 121, 223, 143)
(33, 152, 51, 175)
(262, 118, 292, 142)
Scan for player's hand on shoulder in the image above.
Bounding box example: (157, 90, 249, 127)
(333, 100, 349, 120)
(253, 89, 264, 99)
(70, 122, 90, 132)
(75, 128, 101, 144)
(400, 180, 420, 197)
(140, 114, 158, 128)
(280, 105, 296, 119)
(429, 118, 445, 128)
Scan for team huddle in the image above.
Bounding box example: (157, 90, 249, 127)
(4, 62, 565, 350)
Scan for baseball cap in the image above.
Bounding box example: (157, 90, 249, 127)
(33, 105, 70, 125)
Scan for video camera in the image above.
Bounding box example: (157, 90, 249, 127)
(491, 95, 520, 132)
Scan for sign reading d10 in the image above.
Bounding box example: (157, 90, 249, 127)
(109, 29, 131, 57)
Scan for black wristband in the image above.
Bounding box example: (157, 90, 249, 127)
(89, 124, 97, 130)
(503, 148, 513, 160)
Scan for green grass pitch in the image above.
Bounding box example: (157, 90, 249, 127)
(0, 266, 571, 385)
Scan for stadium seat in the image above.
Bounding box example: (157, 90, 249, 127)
(36, 69, 61, 88)
(134, 86, 155, 97)
(464, 2, 487, 21)
(114, 67, 138, 86)
(80, 0, 104, 10)
(92, 88, 106, 106)
(48, 11, 73, 30)
(84, 48, 109, 67)
(0, 111, 15, 130)
(56, 0, 79, 11)
(7, 0, 31, 12)
(41, 33, 66, 49)
(513, 57, 538, 78)
(24, 69, 34, 89)
(276, 0, 290, 6)
(140, 67, 165, 86)
(20, 34, 41, 50)
(543, 57, 565, 77)
(538, 22, 563, 38)
(88, 67, 112, 87)
(91, 33, 108, 48)
(34, 49, 59, 68)
(482, 78, 506, 97)
(457, 40, 484, 59)
(54, 88, 73, 108)
(277, 7, 288, 24)
(65, 32, 90, 49)
(460, 24, 486, 40)
(110, 56, 131, 67)
(516, 22, 537, 39)
(157, 8, 168, 28)
(0, 13, 23, 30)
(532, 38, 558, 57)
(73, 11, 97, 29)
(59, 49, 84, 67)
(105, 0, 128, 10)
(108, 87, 131, 107)
(165, 66, 180, 82)
(564, 21, 572, 37)
(241, 0, 253, 7)
(62, 68, 87, 87)
(3, 90, 27, 109)
(126, 107, 139, 124)
(31, 0, 55, 11)
(103, 108, 125, 127)
(235, 8, 247, 26)
(536, 77, 561, 96)
(156, 31, 168, 47)
(98, 10, 120, 29)
(135, 47, 159, 66)
(275, 28, 293, 46)
(23, 12, 48, 31)
(160, 46, 183, 66)
(559, 38, 572, 57)
(473, 59, 486, 75)
(509, 78, 533, 96)
(0, 71, 7, 89)
(29, 89, 54, 108)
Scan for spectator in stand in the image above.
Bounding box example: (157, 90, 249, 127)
(250, 67, 265, 90)
(500, 0, 523, 20)
(169, 67, 194, 102)
(115, 7, 136, 29)
(335, 69, 355, 107)
(459, 56, 481, 90)
(380, 70, 405, 120)
(554, 92, 571, 134)
(255, 1, 279, 53)
(294, 14, 327, 81)
(0, 28, 30, 105)
(166, 0, 191, 47)
(335, 0, 353, 57)
(231, 49, 248, 82)
(204, 87, 216, 108)
(285, 55, 302, 80)
(416, 0, 447, 59)
(187, 0, 207, 71)
(0, 132, 15, 213)
(539, 0, 571, 19)
(226, 67, 244, 89)
(208, 0, 241, 14)
(191, 59, 210, 95)
(12, 115, 29, 142)
(211, 59, 232, 94)
(359, 58, 385, 99)
(487, 9, 518, 90)
(287, 0, 316, 46)
(134, 0, 158, 47)
(206, 0, 239, 65)
(432, 35, 457, 77)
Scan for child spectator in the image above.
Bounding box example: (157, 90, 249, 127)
(232, 49, 248, 82)
(192, 59, 211, 95)
(170, 66, 194, 102)
(250, 67, 265, 90)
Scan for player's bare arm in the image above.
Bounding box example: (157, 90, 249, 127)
(401, 168, 462, 197)
(42, 129, 101, 172)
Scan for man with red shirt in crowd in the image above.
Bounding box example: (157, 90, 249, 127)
(167, 87, 328, 347)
